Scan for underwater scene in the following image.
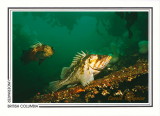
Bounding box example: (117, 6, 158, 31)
(12, 11, 149, 103)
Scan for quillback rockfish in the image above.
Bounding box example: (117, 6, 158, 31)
(49, 51, 112, 92)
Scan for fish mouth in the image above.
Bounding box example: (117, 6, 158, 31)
(89, 65, 102, 71)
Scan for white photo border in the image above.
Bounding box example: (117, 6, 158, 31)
(8, 7, 153, 107)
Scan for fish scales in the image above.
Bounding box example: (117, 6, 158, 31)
(48, 51, 112, 92)
(59, 54, 87, 85)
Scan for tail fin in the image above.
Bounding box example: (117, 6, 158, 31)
(48, 80, 64, 92)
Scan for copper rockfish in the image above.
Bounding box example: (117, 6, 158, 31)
(21, 42, 54, 65)
(49, 51, 112, 92)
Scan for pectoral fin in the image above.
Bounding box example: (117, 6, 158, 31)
(60, 67, 70, 79)
(80, 73, 94, 86)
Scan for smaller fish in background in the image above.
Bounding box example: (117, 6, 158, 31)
(48, 51, 112, 92)
(21, 42, 54, 65)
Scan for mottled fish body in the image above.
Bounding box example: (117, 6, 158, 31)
(21, 42, 54, 65)
(49, 51, 112, 92)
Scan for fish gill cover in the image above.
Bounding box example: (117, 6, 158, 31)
(12, 11, 148, 103)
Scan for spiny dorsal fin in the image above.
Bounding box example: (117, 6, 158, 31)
(60, 67, 70, 79)
(31, 42, 42, 48)
(70, 51, 86, 67)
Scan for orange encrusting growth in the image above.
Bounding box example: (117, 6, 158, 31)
(29, 59, 148, 103)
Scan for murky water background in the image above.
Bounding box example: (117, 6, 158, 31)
(12, 12, 148, 102)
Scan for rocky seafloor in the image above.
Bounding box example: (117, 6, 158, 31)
(27, 59, 148, 103)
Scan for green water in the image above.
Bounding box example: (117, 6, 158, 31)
(12, 12, 148, 103)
